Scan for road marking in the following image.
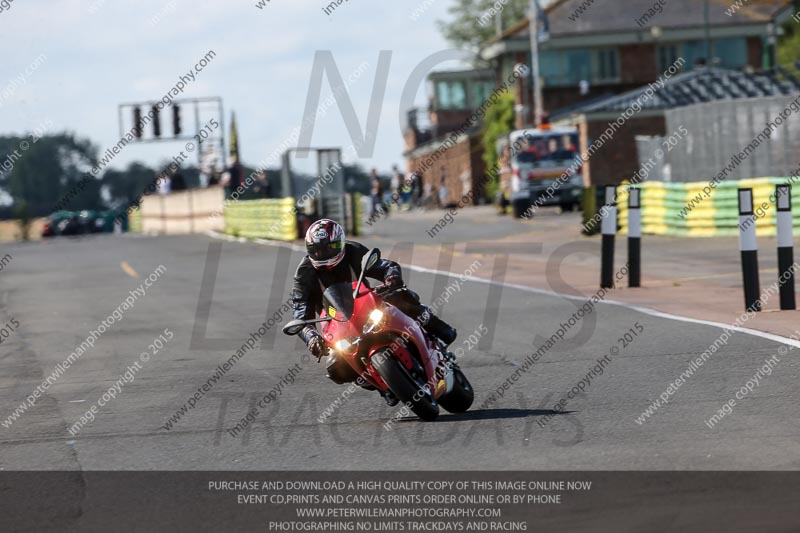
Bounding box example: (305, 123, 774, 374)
(204, 231, 800, 348)
(120, 261, 139, 279)
(404, 264, 800, 350)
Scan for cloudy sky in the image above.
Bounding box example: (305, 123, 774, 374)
(0, 0, 470, 175)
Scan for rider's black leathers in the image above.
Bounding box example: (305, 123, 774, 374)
(290, 241, 455, 384)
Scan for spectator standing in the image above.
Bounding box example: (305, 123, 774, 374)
(390, 165, 401, 194)
(438, 166, 448, 208)
(459, 166, 471, 199)
(253, 170, 271, 198)
(226, 155, 243, 199)
(370, 168, 385, 218)
(158, 172, 171, 195)
(171, 172, 187, 192)
(413, 171, 424, 208)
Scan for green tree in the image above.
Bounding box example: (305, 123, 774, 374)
(343, 163, 371, 195)
(480, 91, 516, 198)
(13, 200, 30, 240)
(777, 3, 800, 75)
(437, 0, 530, 49)
(102, 161, 158, 209)
(0, 133, 101, 217)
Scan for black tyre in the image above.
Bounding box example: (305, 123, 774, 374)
(512, 200, 529, 219)
(371, 348, 439, 421)
(559, 202, 576, 212)
(439, 367, 474, 413)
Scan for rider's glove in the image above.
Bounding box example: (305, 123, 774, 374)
(384, 274, 403, 290)
(307, 334, 325, 361)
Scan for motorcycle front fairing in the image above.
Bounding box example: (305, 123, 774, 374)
(368, 305, 439, 392)
(319, 282, 441, 394)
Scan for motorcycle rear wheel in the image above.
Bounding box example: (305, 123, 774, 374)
(371, 348, 439, 422)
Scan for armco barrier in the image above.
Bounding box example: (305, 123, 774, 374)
(618, 178, 800, 237)
(224, 198, 299, 241)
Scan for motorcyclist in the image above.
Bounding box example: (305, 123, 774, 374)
(290, 219, 457, 404)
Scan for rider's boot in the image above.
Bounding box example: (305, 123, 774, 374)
(420, 309, 457, 347)
(356, 377, 397, 406)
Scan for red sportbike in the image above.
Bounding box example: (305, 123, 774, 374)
(283, 249, 474, 421)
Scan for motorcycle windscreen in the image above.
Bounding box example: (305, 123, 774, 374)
(322, 282, 355, 321)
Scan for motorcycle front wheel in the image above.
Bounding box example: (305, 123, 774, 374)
(371, 348, 439, 422)
(439, 366, 474, 414)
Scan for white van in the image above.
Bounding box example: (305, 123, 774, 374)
(508, 127, 583, 218)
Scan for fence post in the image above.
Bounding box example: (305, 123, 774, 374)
(776, 184, 795, 310)
(738, 188, 761, 312)
(628, 186, 641, 288)
(600, 185, 617, 289)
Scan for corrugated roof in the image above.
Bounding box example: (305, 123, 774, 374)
(551, 66, 800, 118)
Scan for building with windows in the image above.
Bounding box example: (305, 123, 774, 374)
(403, 69, 496, 206)
(403, 0, 795, 205)
(480, 0, 794, 127)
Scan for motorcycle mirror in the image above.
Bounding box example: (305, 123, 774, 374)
(364, 249, 380, 271)
(282, 320, 307, 336)
(355, 249, 381, 298)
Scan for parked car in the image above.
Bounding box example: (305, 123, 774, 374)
(41, 210, 123, 237)
(42, 211, 78, 237)
(56, 213, 82, 236)
(77, 210, 102, 234)
(507, 127, 583, 218)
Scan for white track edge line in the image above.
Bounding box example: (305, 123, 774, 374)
(205, 231, 800, 349)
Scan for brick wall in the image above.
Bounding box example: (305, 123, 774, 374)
(406, 135, 486, 206)
(746, 36, 762, 69)
(619, 44, 658, 84)
(431, 109, 473, 133)
(584, 115, 666, 186)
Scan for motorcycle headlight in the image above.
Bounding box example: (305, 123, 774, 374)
(369, 309, 384, 324)
(335, 339, 353, 352)
(363, 309, 385, 334)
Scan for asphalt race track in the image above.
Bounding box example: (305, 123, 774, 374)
(1, 232, 798, 471)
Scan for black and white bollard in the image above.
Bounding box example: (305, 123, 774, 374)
(628, 186, 642, 288)
(600, 185, 617, 289)
(775, 184, 795, 310)
(738, 188, 761, 312)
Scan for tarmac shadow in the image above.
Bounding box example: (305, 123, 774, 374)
(397, 408, 575, 423)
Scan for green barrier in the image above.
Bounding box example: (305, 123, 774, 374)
(351, 192, 363, 237)
(128, 209, 142, 233)
(617, 177, 798, 237)
(128, 210, 142, 233)
(224, 198, 298, 241)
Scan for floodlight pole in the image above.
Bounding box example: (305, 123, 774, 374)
(528, 0, 543, 127)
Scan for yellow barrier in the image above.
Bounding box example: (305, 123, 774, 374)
(617, 177, 799, 237)
(224, 198, 299, 241)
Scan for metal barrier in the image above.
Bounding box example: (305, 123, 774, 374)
(663, 94, 800, 183)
